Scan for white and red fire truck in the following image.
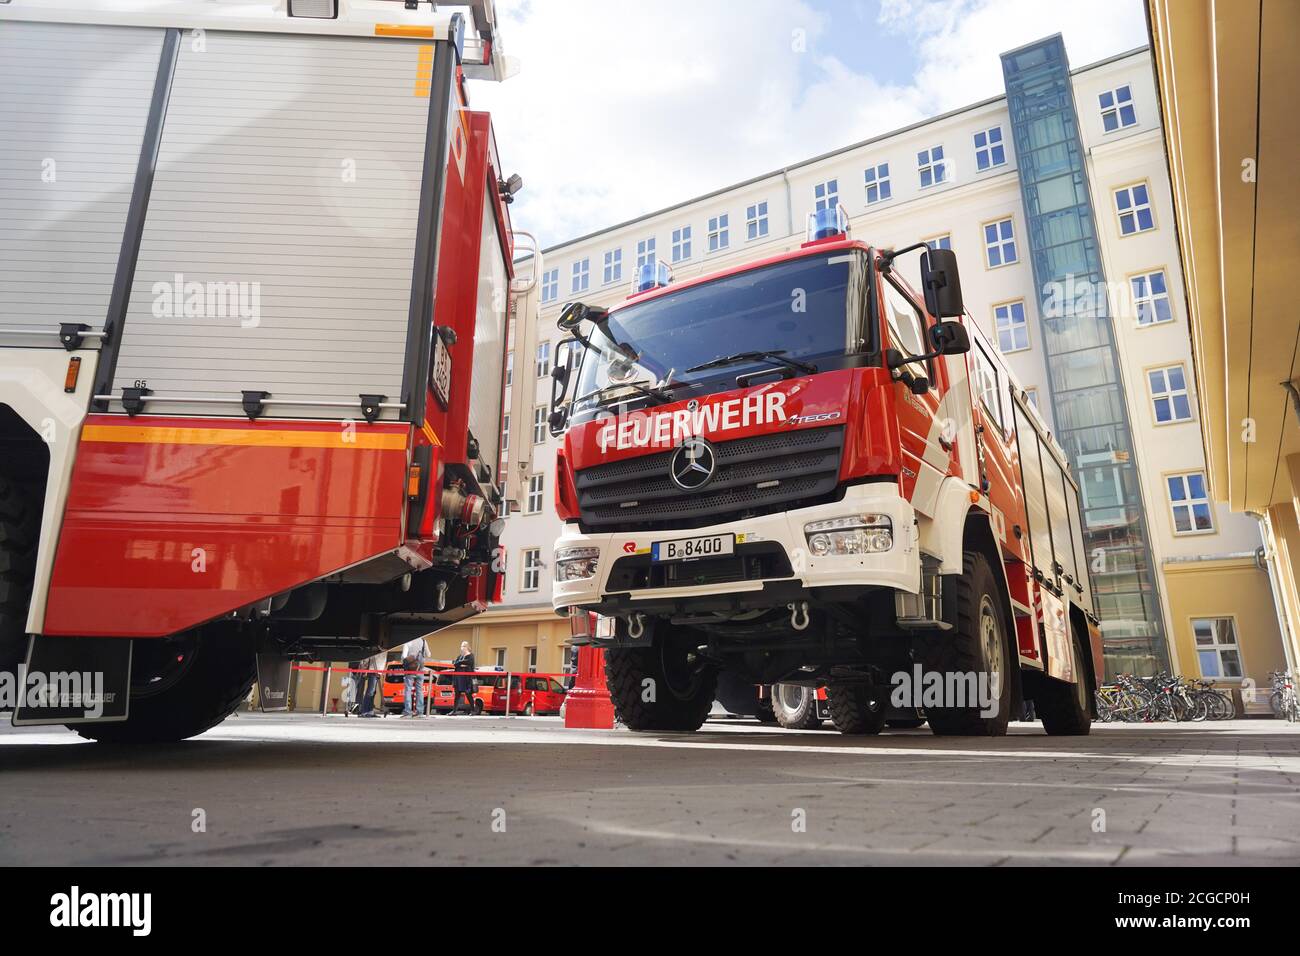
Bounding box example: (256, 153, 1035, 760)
(549, 212, 1102, 737)
(0, 0, 528, 741)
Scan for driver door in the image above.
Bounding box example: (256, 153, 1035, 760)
(880, 272, 949, 519)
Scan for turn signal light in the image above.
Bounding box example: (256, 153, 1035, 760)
(64, 356, 81, 393)
(407, 464, 422, 498)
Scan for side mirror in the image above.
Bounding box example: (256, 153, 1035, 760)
(557, 301, 608, 333)
(549, 358, 571, 437)
(921, 248, 964, 318)
(929, 319, 970, 356)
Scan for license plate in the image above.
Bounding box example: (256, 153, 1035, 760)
(652, 533, 734, 563)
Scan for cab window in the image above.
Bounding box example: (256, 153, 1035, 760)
(972, 339, 1003, 429)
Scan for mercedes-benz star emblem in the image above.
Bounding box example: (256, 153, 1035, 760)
(669, 437, 717, 491)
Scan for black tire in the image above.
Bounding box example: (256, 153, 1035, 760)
(913, 552, 1013, 736)
(1035, 621, 1093, 736)
(605, 631, 717, 732)
(0, 475, 39, 679)
(523, 701, 534, 716)
(828, 683, 888, 735)
(72, 627, 256, 744)
(771, 684, 822, 729)
(885, 717, 926, 729)
(472, 698, 484, 715)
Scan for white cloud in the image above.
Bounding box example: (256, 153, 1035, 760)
(474, 0, 1148, 249)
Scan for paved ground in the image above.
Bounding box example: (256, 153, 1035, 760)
(1, 714, 1297, 866)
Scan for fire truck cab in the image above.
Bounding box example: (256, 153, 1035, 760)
(549, 217, 1102, 737)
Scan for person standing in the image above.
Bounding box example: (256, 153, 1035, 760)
(358, 649, 386, 718)
(451, 641, 476, 715)
(400, 636, 430, 718)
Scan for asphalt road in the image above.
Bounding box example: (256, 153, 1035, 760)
(1, 714, 1297, 866)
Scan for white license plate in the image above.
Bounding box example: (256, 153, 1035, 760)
(652, 534, 734, 563)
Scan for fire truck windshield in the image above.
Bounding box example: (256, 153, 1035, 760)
(572, 252, 864, 412)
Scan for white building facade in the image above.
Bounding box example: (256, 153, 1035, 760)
(457, 41, 1277, 684)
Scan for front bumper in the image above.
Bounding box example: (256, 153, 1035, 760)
(552, 483, 919, 612)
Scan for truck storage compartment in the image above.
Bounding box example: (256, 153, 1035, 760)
(0, 22, 164, 349)
(107, 30, 439, 420)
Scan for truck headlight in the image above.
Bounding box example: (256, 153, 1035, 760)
(804, 514, 893, 556)
(555, 546, 600, 582)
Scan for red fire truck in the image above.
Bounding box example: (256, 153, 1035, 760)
(0, 0, 527, 741)
(549, 211, 1102, 737)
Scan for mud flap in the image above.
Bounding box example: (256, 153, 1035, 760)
(11, 635, 131, 725)
(256, 653, 292, 713)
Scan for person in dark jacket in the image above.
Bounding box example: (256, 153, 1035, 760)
(452, 641, 476, 715)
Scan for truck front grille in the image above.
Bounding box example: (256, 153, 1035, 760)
(575, 426, 845, 533)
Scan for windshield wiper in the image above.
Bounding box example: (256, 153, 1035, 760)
(686, 350, 818, 376)
(586, 379, 676, 408)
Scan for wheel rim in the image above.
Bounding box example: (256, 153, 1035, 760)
(978, 595, 1004, 684)
(776, 684, 806, 712)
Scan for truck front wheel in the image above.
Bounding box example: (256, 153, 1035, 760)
(827, 683, 888, 735)
(605, 630, 717, 732)
(71, 626, 256, 744)
(913, 552, 1013, 736)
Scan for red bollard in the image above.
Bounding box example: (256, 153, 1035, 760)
(564, 646, 616, 729)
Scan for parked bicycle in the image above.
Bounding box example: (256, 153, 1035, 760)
(1095, 673, 1236, 722)
(1268, 671, 1299, 723)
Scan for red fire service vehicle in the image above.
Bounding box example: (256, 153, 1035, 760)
(0, 0, 531, 741)
(549, 209, 1103, 737)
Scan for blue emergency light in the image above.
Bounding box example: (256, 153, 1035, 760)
(807, 206, 850, 242)
(634, 260, 673, 293)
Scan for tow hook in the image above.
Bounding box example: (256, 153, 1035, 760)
(788, 602, 810, 631)
(627, 613, 646, 640)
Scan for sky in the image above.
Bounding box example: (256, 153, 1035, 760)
(471, 0, 1151, 249)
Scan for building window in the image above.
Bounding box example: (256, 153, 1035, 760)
(973, 126, 1006, 171)
(602, 249, 622, 285)
(521, 549, 541, 592)
(994, 300, 1029, 353)
(1167, 471, 1213, 535)
(1114, 182, 1154, 235)
(493, 647, 507, 668)
(532, 404, 547, 444)
(813, 179, 838, 211)
(864, 163, 891, 204)
(501, 414, 510, 457)
(1024, 387, 1040, 411)
(526, 474, 544, 515)
(571, 258, 590, 292)
(983, 217, 1018, 267)
(1131, 270, 1173, 326)
(924, 234, 952, 251)
(1099, 85, 1137, 133)
(746, 202, 769, 241)
(1192, 617, 1242, 679)
(636, 237, 656, 270)
(526, 646, 538, 672)
(917, 146, 946, 188)
(708, 214, 729, 252)
(505, 351, 513, 387)
(1148, 365, 1193, 424)
(672, 225, 692, 262)
(535, 341, 550, 378)
(540, 268, 559, 304)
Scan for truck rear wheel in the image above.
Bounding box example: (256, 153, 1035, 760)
(914, 552, 1012, 736)
(0, 475, 38, 678)
(828, 683, 888, 735)
(771, 684, 822, 729)
(1034, 621, 1093, 736)
(71, 627, 256, 744)
(605, 632, 717, 732)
